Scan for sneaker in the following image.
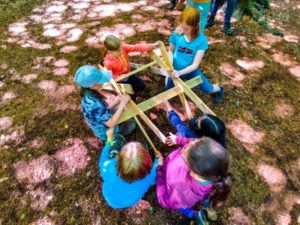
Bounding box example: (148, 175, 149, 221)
(223, 23, 234, 35)
(205, 16, 215, 29)
(213, 86, 224, 104)
(195, 209, 209, 225)
(202, 199, 218, 222)
(118, 118, 136, 136)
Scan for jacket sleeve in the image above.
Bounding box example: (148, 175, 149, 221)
(123, 43, 153, 54)
(149, 158, 159, 185)
(98, 143, 111, 178)
(175, 136, 193, 147)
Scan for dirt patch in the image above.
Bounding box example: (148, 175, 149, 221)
(14, 155, 55, 186)
(124, 200, 152, 225)
(54, 138, 90, 176)
(288, 65, 300, 81)
(257, 162, 287, 193)
(271, 51, 297, 66)
(0, 116, 13, 131)
(227, 120, 265, 154)
(236, 58, 265, 71)
(219, 63, 245, 87)
(1, 91, 17, 104)
(228, 207, 252, 225)
(28, 188, 53, 211)
(274, 102, 295, 118)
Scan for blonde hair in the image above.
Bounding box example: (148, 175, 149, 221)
(179, 7, 200, 39)
(104, 35, 121, 51)
(117, 142, 153, 183)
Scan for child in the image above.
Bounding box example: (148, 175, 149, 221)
(104, 35, 159, 93)
(156, 137, 233, 224)
(186, 0, 212, 34)
(167, 7, 224, 104)
(206, 0, 237, 35)
(99, 128, 161, 209)
(165, 101, 226, 147)
(74, 65, 131, 141)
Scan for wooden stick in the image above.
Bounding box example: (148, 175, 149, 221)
(103, 83, 134, 94)
(159, 41, 173, 70)
(109, 79, 162, 154)
(115, 61, 157, 82)
(131, 116, 161, 156)
(178, 94, 193, 119)
(130, 63, 168, 77)
(118, 76, 202, 123)
(149, 52, 169, 70)
(151, 49, 193, 119)
(150, 48, 214, 116)
(176, 78, 216, 115)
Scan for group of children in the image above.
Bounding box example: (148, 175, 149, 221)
(74, 6, 233, 225)
(169, 0, 237, 35)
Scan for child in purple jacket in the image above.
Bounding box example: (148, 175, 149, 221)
(156, 136, 233, 225)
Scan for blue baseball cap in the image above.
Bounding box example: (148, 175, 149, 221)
(74, 65, 112, 88)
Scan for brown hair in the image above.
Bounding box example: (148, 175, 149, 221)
(104, 35, 121, 51)
(186, 137, 233, 208)
(178, 7, 200, 39)
(117, 142, 153, 183)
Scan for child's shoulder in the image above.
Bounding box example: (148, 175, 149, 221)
(195, 33, 208, 44)
(102, 159, 117, 175)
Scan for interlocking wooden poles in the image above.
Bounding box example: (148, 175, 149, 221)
(100, 42, 214, 153)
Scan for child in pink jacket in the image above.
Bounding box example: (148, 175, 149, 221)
(103, 35, 159, 93)
(156, 135, 233, 225)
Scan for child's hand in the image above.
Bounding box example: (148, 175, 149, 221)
(172, 70, 181, 78)
(114, 95, 121, 103)
(152, 41, 160, 48)
(165, 132, 176, 146)
(161, 69, 171, 77)
(120, 95, 131, 105)
(164, 101, 173, 112)
(175, 26, 184, 35)
(155, 150, 162, 158)
(158, 156, 164, 165)
(106, 127, 114, 142)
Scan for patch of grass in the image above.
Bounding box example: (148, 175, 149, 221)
(0, 0, 45, 36)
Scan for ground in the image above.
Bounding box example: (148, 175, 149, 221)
(0, 0, 300, 224)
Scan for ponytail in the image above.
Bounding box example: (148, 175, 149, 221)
(209, 173, 234, 209)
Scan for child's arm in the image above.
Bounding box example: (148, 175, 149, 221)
(173, 50, 205, 77)
(104, 95, 130, 128)
(123, 42, 159, 54)
(175, 135, 193, 147)
(168, 110, 198, 138)
(98, 143, 111, 172)
(107, 96, 121, 110)
(99, 128, 114, 165)
(149, 158, 159, 185)
(98, 128, 114, 177)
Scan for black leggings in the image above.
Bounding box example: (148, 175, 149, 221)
(123, 75, 146, 93)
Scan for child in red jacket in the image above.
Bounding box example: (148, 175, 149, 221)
(104, 35, 159, 93)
